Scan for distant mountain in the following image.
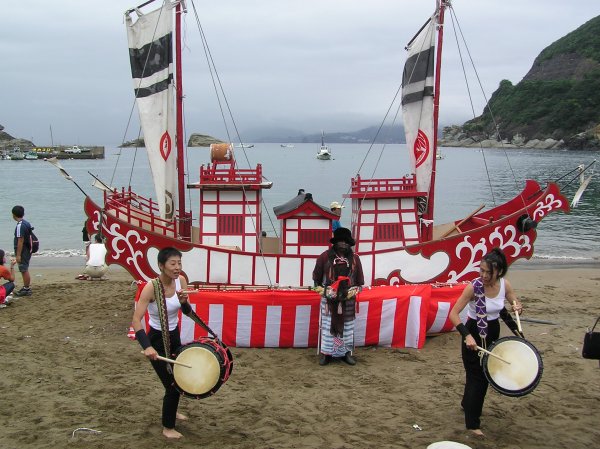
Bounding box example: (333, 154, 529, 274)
(448, 15, 600, 150)
(244, 124, 405, 144)
(0, 125, 35, 149)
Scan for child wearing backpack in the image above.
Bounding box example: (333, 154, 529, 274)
(12, 205, 34, 297)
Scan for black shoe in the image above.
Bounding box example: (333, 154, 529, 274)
(343, 352, 356, 365)
(14, 287, 32, 297)
(319, 355, 331, 366)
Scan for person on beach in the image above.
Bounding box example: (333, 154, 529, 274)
(132, 247, 191, 439)
(76, 221, 92, 280)
(11, 205, 33, 297)
(0, 249, 17, 307)
(329, 201, 344, 232)
(313, 227, 364, 366)
(81, 234, 108, 280)
(449, 247, 523, 437)
(82, 220, 90, 256)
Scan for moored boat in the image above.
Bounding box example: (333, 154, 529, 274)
(9, 148, 24, 160)
(84, 0, 582, 287)
(316, 131, 332, 160)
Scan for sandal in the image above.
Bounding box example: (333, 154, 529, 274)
(76, 274, 88, 280)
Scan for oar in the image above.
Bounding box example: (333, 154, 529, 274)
(476, 346, 511, 365)
(513, 301, 523, 334)
(140, 351, 191, 368)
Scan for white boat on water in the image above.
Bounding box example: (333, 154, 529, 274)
(235, 143, 254, 148)
(10, 148, 24, 160)
(316, 131, 332, 160)
(280, 144, 294, 148)
(436, 149, 445, 160)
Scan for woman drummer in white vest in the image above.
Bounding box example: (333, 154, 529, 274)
(132, 247, 192, 440)
(449, 247, 523, 437)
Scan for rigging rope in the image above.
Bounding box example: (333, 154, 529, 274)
(190, 0, 274, 285)
(449, 5, 534, 212)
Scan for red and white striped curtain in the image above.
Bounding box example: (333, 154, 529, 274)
(132, 283, 467, 349)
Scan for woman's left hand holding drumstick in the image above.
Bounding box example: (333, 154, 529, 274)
(176, 289, 189, 305)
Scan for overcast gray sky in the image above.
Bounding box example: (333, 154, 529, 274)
(2, 0, 599, 146)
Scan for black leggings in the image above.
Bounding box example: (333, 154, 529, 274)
(461, 318, 500, 430)
(148, 328, 182, 429)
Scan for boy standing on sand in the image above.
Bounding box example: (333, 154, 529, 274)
(12, 205, 33, 297)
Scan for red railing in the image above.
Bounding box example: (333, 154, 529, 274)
(104, 187, 178, 238)
(350, 175, 418, 195)
(199, 162, 264, 185)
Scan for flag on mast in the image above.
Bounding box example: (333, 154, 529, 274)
(402, 17, 436, 196)
(126, 2, 177, 219)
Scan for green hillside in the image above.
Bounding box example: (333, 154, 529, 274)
(464, 15, 600, 145)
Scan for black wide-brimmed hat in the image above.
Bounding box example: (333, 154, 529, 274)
(330, 227, 355, 246)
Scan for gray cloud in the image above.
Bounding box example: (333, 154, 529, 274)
(2, 0, 598, 145)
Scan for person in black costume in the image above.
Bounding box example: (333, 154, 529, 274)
(312, 227, 364, 366)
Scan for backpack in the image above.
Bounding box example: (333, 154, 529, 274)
(29, 227, 40, 254)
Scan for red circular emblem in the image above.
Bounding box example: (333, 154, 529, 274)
(160, 132, 172, 161)
(413, 129, 430, 167)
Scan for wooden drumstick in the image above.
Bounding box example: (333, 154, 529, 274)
(512, 301, 523, 334)
(140, 351, 192, 368)
(475, 346, 511, 365)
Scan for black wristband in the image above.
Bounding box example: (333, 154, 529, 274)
(180, 302, 192, 315)
(135, 329, 152, 350)
(456, 323, 471, 339)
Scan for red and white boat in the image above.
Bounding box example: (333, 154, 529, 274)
(84, 1, 577, 349)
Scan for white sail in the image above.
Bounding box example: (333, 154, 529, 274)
(402, 16, 436, 196)
(126, 2, 177, 219)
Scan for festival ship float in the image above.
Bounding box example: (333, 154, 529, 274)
(82, 0, 591, 350)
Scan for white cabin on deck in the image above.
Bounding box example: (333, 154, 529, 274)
(348, 174, 426, 253)
(187, 144, 272, 252)
(273, 192, 339, 256)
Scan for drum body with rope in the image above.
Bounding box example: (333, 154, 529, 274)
(173, 337, 233, 399)
(482, 336, 542, 397)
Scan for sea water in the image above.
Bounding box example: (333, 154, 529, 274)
(0, 144, 598, 264)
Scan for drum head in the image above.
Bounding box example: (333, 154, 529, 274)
(485, 337, 542, 396)
(173, 346, 221, 395)
(427, 442, 472, 449)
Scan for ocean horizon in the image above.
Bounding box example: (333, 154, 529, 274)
(1, 143, 598, 266)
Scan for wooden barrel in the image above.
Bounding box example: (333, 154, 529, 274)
(210, 143, 233, 161)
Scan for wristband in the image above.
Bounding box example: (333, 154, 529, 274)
(135, 329, 152, 350)
(180, 302, 192, 315)
(456, 323, 471, 339)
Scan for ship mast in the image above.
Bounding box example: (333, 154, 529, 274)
(175, 0, 191, 239)
(422, 0, 447, 241)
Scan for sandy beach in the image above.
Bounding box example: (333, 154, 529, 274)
(1, 261, 599, 449)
